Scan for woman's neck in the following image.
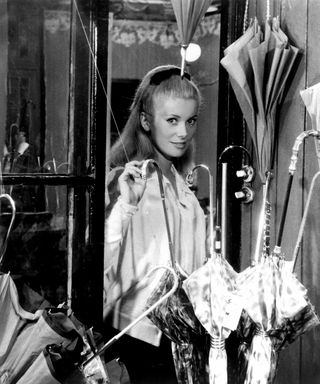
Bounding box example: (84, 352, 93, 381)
(153, 147, 173, 177)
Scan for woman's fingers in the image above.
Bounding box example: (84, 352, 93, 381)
(118, 161, 147, 205)
(122, 161, 144, 180)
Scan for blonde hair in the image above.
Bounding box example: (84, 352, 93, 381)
(109, 65, 202, 176)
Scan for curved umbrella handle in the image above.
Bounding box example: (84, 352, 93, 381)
(82, 265, 179, 367)
(186, 164, 215, 257)
(0, 194, 16, 267)
(275, 129, 320, 253)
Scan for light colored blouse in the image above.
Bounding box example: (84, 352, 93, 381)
(104, 166, 207, 346)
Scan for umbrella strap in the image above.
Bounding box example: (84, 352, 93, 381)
(210, 336, 225, 351)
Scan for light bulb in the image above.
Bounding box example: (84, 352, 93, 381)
(181, 43, 201, 63)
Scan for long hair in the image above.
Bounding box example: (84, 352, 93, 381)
(109, 65, 202, 176)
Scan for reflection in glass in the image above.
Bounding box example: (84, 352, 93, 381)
(0, 185, 68, 305)
(2, 0, 72, 177)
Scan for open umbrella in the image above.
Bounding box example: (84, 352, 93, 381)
(141, 159, 208, 384)
(170, 0, 212, 76)
(231, 129, 320, 384)
(182, 163, 239, 384)
(220, 9, 300, 264)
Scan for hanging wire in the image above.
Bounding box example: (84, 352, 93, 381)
(72, 0, 129, 163)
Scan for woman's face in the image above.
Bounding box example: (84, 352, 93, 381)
(147, 93, 199, 160)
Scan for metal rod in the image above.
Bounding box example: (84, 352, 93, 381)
(292, 171, 320, 271)
(186, 164, 214, 256)
(1, 174, 94, 186)
(275, 174, 293, 248)
(221, 162, 227, 259)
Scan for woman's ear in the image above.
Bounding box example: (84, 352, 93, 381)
(140, 112, 150, 132)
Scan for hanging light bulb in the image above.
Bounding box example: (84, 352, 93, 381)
(180, 43, 201, 63)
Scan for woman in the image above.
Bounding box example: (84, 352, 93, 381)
(104, 65, 208, 383)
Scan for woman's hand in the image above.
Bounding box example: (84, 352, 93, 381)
(118, 160, 147, 206)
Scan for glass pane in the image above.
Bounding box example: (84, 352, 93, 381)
(1, 0, 73, 175)
(0, 185, 69, 305)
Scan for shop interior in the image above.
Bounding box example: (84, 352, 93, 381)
(1, 0, 320, 383)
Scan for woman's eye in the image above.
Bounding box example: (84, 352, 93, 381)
(167, 118, 177, 124)
(187, 118, 197, 126)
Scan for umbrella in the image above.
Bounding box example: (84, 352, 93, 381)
(291, 81, 320, 267)
(141, 159, 209, 384)
(231, 129, 320, 384)
(182, 163, 239, 384)
(170, 0, 212, 76)
(220, 13, 300, 264)
(0, 194, 108, 383)
(300, 82, 320, 169)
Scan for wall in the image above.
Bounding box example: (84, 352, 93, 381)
(239, 1, 320, 383)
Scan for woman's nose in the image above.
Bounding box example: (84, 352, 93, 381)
(176, 122, 187, 137)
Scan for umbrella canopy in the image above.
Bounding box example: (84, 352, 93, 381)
(182, 164, 238, 384)
(220, 17, 299, 184)
(142, 160, 209, 384)
(170, 0, 211, 76)
(221, 15, 299, 265)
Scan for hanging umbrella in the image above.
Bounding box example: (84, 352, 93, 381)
(141, 159, 209, 384)
(230, 129, 320, 384)
(300, 81, 320, 168)
(170, 0, 212, 76)
(182, 163, 239, 384)
(291, 81, 320, 267)
(221, 10, 300, 264)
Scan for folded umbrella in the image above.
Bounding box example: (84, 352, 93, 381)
(221, 11, 300, 266)
(183, 164, 238, 384)
(232, 129, 320, 384)
(170, 0, 212, 76)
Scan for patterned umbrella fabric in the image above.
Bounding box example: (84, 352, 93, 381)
(182, 164, 238, 384)
(170, 0, 211, 75)
(231, 129, 320, 384)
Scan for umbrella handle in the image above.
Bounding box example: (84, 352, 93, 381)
(0, 194, 16, 267)
(292, 170, 320, 271)
(275, 129, 320, 252)
(186, 164, 215, 257)
(180, 45, 187, 78)
(289, 130, 320, 174)
(141, 159, 178, 271)
(81, 265, 179, 367)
